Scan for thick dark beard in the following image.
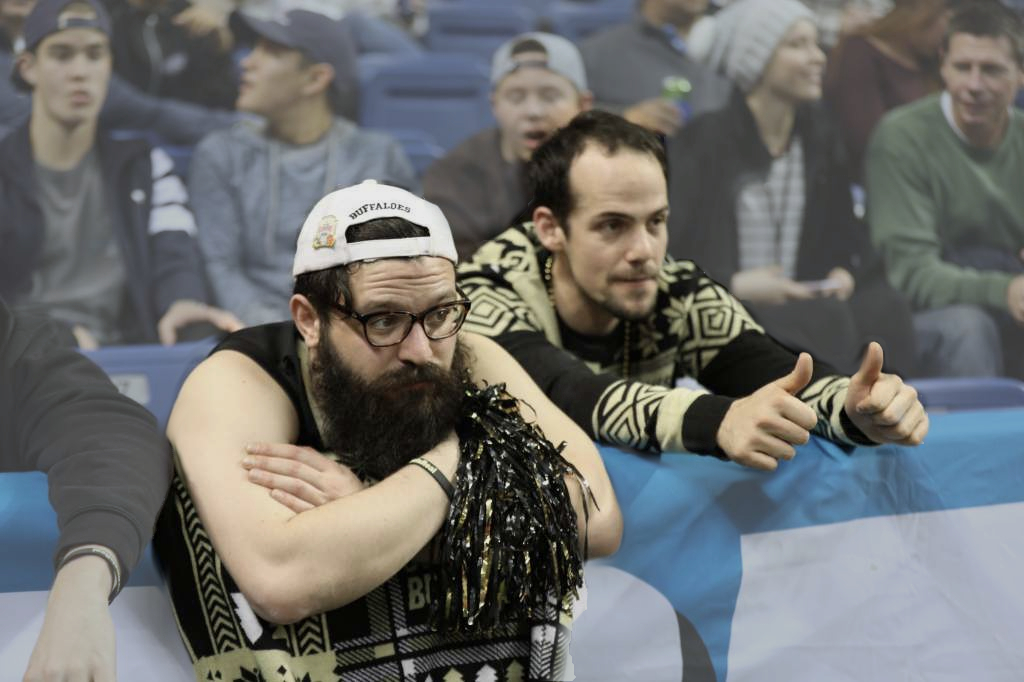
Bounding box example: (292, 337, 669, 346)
(310, 337, 470, 481)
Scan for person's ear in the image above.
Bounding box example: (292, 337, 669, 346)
(17, 52, 37, 89)
(578, 90, 594, 112)
(291, 294, 323, 348)
(533, 206, 567, 253)
(302, 62, 335, 97)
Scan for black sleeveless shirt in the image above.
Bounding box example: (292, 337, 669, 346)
(154, 323, 559, 682)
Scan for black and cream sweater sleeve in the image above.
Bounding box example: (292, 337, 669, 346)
(459, 225, 871, 455)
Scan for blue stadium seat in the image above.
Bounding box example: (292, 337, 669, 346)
(359, 54, 494, 151)
(433, 0, 549, 18)
(547, 1, 632, 42)
(910, 377, 1024, 411)
(83, 338, 217, 429)
(425, 4, 538, 60)
(372, 127, 446, 177)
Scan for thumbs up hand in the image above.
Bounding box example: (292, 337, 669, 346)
(715, 353, 820, 471)
(845, 342, 929, 445)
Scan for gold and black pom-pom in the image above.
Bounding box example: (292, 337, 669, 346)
(430, 383, 591, 634)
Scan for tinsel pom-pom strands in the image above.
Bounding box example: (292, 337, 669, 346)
(432, 383, 588, 634)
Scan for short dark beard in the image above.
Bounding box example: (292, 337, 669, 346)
(309, 337, 470, 481)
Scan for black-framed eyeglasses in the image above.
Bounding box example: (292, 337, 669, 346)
(329, 294, 472, 347)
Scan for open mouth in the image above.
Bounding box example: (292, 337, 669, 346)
(523, 130, 549, 148)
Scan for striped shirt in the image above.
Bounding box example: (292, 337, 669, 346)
(736, 138, 806, 279)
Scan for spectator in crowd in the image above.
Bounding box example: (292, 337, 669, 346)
(669, 0, 917, 376)
(423, 32, 592, 260)
(0, 0, 238, 141)
(803, 0, 894, 49)
(189, 9, 416, 326)
(0, 0, 241, 347)
(459, 111, 928, 470)
(2, 296, 172, 682)
(825, 0, 951, 179)
(867, 2, 1024, 377)
(196, 0, 425, 54)
(103, 0, 240, 110)
(580, 0, 731, 136)
(155, 181, 620, 680)
(0, 0, 30, 42)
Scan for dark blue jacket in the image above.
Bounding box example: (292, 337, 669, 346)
(0, 124, 208, 343)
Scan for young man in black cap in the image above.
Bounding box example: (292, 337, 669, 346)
(1, 0, 240, 347)
(188, 9, 417, 326)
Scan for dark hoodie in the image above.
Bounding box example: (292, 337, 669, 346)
(0, 124, 209, 342)
(0, 296, 172, 578)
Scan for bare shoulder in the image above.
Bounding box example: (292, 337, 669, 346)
(461, 331, 508, 360)
(168, 349, 299, 453)
(460, 332, 520, 385)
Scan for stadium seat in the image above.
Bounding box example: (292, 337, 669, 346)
(425, 4, 538, 60)
(83, 337, 217, 429)
(547, 1, 632, 42)
(909, 377, 1024, 411)
(359, 54, 494, 151)
(372, 127, 446, 177)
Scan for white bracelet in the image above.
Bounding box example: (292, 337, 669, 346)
(58, 544, 123, 604)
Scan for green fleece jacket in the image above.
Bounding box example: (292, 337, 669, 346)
(866, 94, 1024, 311)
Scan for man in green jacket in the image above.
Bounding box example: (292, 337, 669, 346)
(866, 2, 1024, 377)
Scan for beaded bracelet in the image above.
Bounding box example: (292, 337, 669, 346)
(58, 544, 122, 604)
(408, 457, 454, 501)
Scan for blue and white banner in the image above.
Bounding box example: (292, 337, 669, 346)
(571, 407, 1024, 681)
(3, 408, 1024, 680)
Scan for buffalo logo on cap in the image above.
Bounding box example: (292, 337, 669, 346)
(312, 215, 338, 250)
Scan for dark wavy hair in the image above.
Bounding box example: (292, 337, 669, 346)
(526, 110, 668, 231)
(943, 1, 1024, 66)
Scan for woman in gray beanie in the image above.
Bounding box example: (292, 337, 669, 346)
(665, 0, 918, 376)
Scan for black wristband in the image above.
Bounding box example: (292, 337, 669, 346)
(408, 457, 454, 500)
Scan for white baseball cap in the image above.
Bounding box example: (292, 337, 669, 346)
(292, 180, 458, 278)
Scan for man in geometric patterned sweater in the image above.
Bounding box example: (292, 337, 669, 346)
(459, 111, 929, 469)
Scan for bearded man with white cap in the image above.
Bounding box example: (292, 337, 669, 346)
(154, 180, 621, 682)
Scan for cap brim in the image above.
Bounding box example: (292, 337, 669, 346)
(229, 12, 298, 51)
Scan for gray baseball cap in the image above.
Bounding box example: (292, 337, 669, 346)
(490, 32, 588, 93)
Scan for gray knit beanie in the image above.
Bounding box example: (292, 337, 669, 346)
(703, 0, 816, 92)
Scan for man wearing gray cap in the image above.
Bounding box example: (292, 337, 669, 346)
(423, 32, 592, 260)
(188, 9, 417, 326)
